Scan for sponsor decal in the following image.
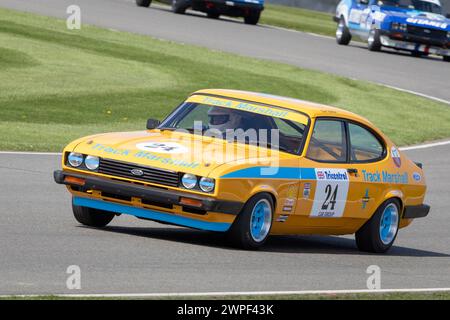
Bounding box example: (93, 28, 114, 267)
(136, 142, 188, 154)
(412, 172, 422, 182)
(303, 182, 311, 199)
(362, 189, 370, 210)
(90, 143, 200, 169)
(361, 169, 409, 184)
(276, 214, 289, 222)
(284, 198, 295, 207)
(310, 168, 349, 218)
(406, 17, 448, 29)
(282, 206, 293, 212)
(391, 146, 402, 168)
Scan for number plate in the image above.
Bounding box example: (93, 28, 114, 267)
(310, 168, 349, 218)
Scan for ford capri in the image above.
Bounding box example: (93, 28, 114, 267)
(54, 89, 429, 252)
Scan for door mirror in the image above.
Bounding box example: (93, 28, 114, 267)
(146, 118, 160, 130)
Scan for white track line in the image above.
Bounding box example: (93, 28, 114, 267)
(2, 287, 450, 298)
(400, 140, 450, 151)
(382, 84, 450, 105)
(0, 151, 61, 155)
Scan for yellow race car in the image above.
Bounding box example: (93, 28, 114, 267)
(54, 89, 429, 253)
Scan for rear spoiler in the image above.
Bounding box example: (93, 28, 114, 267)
(414, 162, 423, 169)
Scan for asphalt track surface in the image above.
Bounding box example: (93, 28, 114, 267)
(0, 0, 449, 295)
(1, 0, 450, 102)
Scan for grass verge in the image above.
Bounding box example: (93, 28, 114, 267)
(1, 291, 449, 300)
(261, 4, 336, 36)
(0, 7, 449, 151)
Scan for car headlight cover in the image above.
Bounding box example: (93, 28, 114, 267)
(85, 155, 100, 170)
(68, 152, 84, 167)
(199, 177, 215, 192)
(181, 173, 197, 189)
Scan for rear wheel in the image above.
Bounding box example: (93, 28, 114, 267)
(336, 17, 351, 45)
(244, 10, 261, 25)
(355, 199, 400, 253)
(443, 56, 450, 62)
(227, 194, 273, 250)
(368, 29, 382, 51)
(411, 51, 428, 58)
(135, 0, 152, 7)
(72, 200, 115, 228)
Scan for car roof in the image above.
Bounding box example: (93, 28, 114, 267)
(191, 89, 373, 125)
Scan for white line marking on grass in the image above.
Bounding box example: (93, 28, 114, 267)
(382, 84, 450, 105)
(2, 287, 450, 298)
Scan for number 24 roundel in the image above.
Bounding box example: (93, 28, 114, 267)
(310, 168, 349, 218)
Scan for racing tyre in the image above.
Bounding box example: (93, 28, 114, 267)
(443, 56, 450, 62)
(355, 199, 400, 253)
(227, 194, 274, 250)
(172, 0, 188, 14)
(368, 29, 382, 51)
(207, 12, 220, 19)
(336, 17, 351, 45)
(411, 51, 428, 58)
(136, 0, 152, 7)
(72, 201, 115, 228)
(244, 10, 261, 25)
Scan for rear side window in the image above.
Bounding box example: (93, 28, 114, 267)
(307, 119, 347, 162)
(348, 123, 384, 162)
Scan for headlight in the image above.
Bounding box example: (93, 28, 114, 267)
(181, 173, 197, 189)
(392, 22, 407, 31)
(68, 152, 83, 167)
(199, 177, 215, 192)
(85, 155, 100, 170)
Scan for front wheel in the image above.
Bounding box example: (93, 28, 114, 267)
(355, 199, 400, 253)
(136, 0, 152, 7)
(172, 0, 188, 14)
(72, 200, 115, 228)
(244, 10, 261, 25)
(443, 56, 450, 62)
(227, 194, 274, 250)
(368, 29, 382, 51)
(336, 17, 351, 45)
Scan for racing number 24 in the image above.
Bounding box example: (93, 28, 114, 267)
(322, 184, 338, 211)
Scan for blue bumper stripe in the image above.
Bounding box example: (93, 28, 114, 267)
(221, 167, 317, 180)
(73, 197, 231, 232)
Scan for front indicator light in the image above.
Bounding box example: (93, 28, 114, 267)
(181, 173, 197, 189)
(199, 177, 215, 192)
(68, 152, 83, 167)
(85, 155, 100, 170)
(64, 176, 85, 186)
(180, 197, 203, 208)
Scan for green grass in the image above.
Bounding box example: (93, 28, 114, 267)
(1, 8, 450, 151)
(1, 291, 449, 300)
(261, 4, 336, 36)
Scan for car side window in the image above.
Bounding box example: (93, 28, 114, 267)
(348, 123, 384, 162)
(307, 119, 347, 162)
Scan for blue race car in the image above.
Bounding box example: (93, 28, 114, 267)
(136, 0, 264, 25)
(334, 0, 450, 61)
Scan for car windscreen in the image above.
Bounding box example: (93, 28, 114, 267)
(380, 0, 442, 14)
(159, 101, 308, 155)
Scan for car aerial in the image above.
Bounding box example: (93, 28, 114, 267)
(135, 0, 264, 25)
(334, 0, 450, 61)
(54, 89, 430, 253)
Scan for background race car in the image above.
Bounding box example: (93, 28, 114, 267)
(334, 0, 450, 61)
(136, 0, 264, 25)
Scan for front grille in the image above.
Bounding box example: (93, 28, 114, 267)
(98, 158, 179, 187)
(407, 25, 447, 40)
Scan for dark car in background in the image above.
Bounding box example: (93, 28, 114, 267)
(136, 0, 264, 25)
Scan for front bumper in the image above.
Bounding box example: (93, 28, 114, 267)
(380, 35, 450, 56)
(54, 170, 244, 231)
(192, 0, 264, 16)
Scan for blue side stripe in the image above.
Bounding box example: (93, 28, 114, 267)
(73, 197, 231, 232)
(221, 167, 316, 180)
